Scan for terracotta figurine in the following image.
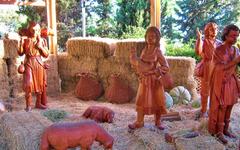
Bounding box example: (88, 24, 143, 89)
(128, 26, 169, 130)
(83, 106, 115, 123)
(195, 22, 222, 118)
(208, 24, 239, 144)
(40, 120, 114, 150)
(18, 21, 49, 111)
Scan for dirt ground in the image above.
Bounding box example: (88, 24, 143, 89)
(2, 92, 240, 150)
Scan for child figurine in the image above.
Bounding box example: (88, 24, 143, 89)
(128, 26, 169, 130)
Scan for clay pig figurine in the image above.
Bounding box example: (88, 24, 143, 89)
(83, 106, 115, 123)
(40, 120, 114, 150)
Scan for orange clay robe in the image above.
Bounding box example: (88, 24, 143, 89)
(210, 45, 239, 106)
(197, 39, 222, 91)
(19, 38, 49, 93)
(135, 47, 169, 115)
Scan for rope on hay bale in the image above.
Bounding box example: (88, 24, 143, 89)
(0, 111, 52, 150)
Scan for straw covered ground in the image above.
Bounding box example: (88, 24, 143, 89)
(0, 92, 239, 150)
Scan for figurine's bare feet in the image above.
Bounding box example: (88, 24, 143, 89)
(128, 122, 144, 129)
(216, 133, 228, 144)
(224, 130, 236, 138)
(35, 104, 47, 109)
(25, 107, 32, 112)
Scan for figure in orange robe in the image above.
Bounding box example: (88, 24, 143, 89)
(208, 24, 239, 144)
(195, 22, 221, 118)
(128, 26, 169, 130)
(18, 21, 49, 112)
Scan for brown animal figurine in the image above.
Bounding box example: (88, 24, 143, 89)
(83, 106, 114, 123)
(40, 120, 114, 150)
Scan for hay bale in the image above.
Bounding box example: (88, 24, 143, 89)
(0, 111, 52, 150)
(0, 59, 9, 99)
(6, 57, 24, 98)
(58, 52, 98, 92)
(114, 39, 145, 64)
(67, 37, 116, 58)
(175, 136, 224, 150)
(44, 54, 61, 96)
(61, 79, 77, 93)
(166, 56, 198, 100)
(58, 52, 98, 80)
(98, 58, 138, 93)
(3, 38, 18, 59)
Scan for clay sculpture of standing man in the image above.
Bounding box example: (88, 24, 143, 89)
(208, 24, 239, 144)
(128, 26, 169, 130)
(18, 21, 49, 111)
(195, 22, 221, 118)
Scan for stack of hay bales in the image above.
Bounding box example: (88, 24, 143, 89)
(3, 38, 24, 98)
(0, 111, 52, 150)
(43, 54, 61, 96)
(59, 37, 199, 102)
(0, 39, 12, 99)
(59, 37, 116, 92)
(166, 56, 198, 100)
(99, 39, 145, 92)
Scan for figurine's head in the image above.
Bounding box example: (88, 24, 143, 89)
(145, 26, 161, 47)
(221, 24, 239, 45)
(204, 22, 218, 39)
(28, 21, 41, 38)
(103, 109, 114, 123)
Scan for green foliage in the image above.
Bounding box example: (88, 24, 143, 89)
(121, 26, 146, 39)
(42, 109, 68, 122)
(90, 0, 116, 37)
(0, 8, 21, 33)
(115, 0, 150, 37)
(57, 23, 72, 51)
(16, 6, 41, 29)
(165, 39, 200, 62)
(174, 0, 240, 42)
(161, 0, 181, 40)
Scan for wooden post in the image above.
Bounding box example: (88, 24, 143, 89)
(46, 0, 57, 55)
(81, 0, 86, 37)
(150, 0, 161, 29)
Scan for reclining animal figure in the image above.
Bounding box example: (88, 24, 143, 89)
(83, 106, 115, 123)
(40, 120, 114, 150)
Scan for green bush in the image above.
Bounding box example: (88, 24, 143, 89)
(121, 26, 146, 39)
(165, 40, 200, 62)
(42, 109, 68, 122)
